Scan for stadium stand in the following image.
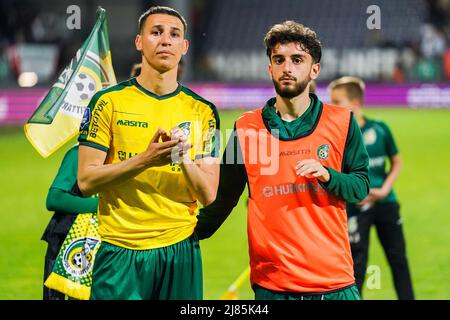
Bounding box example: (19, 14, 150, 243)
(199, 0, 426, 51)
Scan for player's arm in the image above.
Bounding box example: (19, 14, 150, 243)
(179, 158, 219, 206)
(367, 154, 401, 201)
(366, 122, 401, 201)
(172, 108, 221, 206)
(46, 188, 98, 213)
(78, 129, 183, 196)
(46, 147, 98, 214)
(195, 127, 247, 239)
(298, 114, 370, 203)
(173, 126, 219, 206)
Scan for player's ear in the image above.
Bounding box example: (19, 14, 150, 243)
(310, 62, 320, 80)
(268, 63, 273, 80)
(351, 98, 362, 109)
(182, 39, 189, 56)
(135, 34, 142, 52)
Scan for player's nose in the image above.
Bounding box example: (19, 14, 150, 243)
(160, 32, 172, 46)
(282, 69, 293, 78)
(282, 61, 293, 73)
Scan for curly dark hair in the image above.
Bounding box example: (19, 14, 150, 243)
(264, 21, 322, 63)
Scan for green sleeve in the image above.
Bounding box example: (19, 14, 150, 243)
(320, 115, 370, 203)
(50, 146, 78, 191)
(379, 121, 399, 157)
(46, 188, 98, 213)
(195, 128, 247, 240)
(46, 145, 98, 214)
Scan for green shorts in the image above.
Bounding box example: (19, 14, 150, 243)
(253, 284, 361, 300)
(90, 233, 202, 300)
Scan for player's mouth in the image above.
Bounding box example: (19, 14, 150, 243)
(279, 77, 296, 83)
(156, 50, 174, 56)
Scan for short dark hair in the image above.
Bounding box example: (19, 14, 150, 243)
(138, 6, 187, 35)
(328, 76, 366, 104)
(264, 21, 322, 63)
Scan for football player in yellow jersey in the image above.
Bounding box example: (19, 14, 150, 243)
(77, 6, 220, 300)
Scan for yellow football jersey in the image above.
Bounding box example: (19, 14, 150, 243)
(78, 78, 219, 250)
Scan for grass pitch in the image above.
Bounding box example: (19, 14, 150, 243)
(0, 108, 449, 299)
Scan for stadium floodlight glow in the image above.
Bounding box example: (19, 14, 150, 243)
(18, 72, 39, 87)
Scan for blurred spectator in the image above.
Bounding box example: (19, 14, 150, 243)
(393, 45, 421, 82)
(10, 0, 39, 43)
(425, 0, 450, 29)
(0, 0, 15, 44)
(421, 24, 447, 59)
(443, 48, 450, 79)
(0, 0, 449, 85)
(31, 12, 68, 43)
(392, 62, 406, 83)
(414, 56, 442, 81)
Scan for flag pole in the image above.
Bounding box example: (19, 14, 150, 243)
(220, 267, 250, 300)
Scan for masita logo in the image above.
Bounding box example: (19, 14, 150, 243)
(62, 237, 100, 277)
(116, 119, 148, 128)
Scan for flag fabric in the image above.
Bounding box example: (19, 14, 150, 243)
(24, 7, 116, 158)
(44, 213, 101, 300)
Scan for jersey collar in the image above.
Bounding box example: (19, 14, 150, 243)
(261, 93, 322, 140)
(131, 78, 182, 100)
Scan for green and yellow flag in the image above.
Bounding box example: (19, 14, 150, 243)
(24, 7, 116, 158)
(44, 213, 101, 300)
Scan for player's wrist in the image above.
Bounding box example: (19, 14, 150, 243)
(135, 152, 154, 169)
(178, 154, 193, 166)
(318, 167, 331, 183)
(381, 185, 391, 195)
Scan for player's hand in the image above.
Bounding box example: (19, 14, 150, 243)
(356, 199, 374, 211)
(170, 127, 192, 164)
(295, 159, 330, 183)
(140, 128, 186, 167)
(368, 187, 389, 201)
(356, 186, 390, 209)
(169, 127, 188, 143)
(160, 130, 171, 142)
(356, 194, 376, 211)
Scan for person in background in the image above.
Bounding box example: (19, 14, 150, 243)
(329, 76, 415, 300)
(42, 144, 98, 300)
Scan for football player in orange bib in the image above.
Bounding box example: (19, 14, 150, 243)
(196, 21, 370, 300)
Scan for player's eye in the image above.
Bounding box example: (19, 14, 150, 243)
(151, 30, 161, 36)
(293, 57, 302, 64)
(274, 57, 284, 64)
(171, 32, 180, 38)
